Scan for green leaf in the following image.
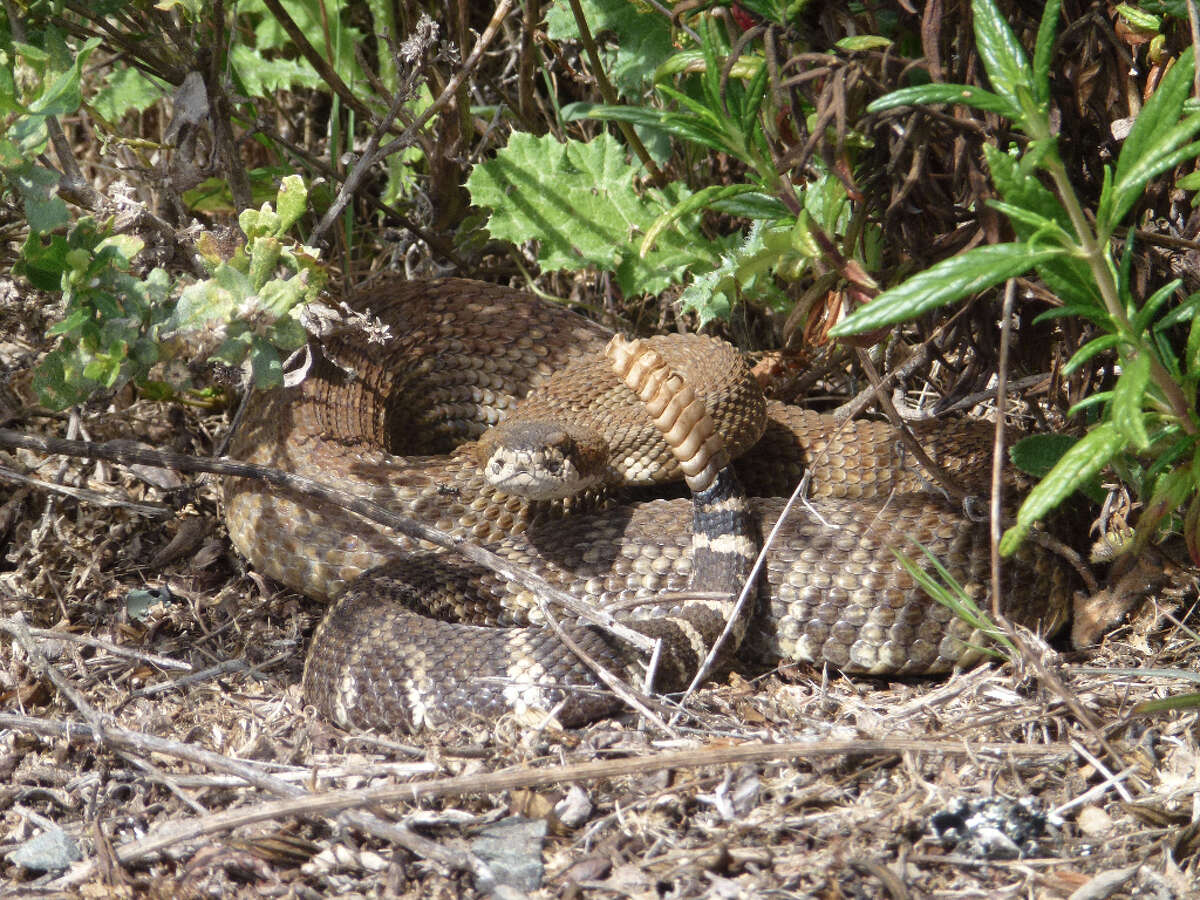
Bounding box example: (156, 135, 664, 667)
(249, 337, 282, 388)
(709, 192, 790, 220)
(1132, 278, 1182, 334)
(1009, 433, 1106, 503)
(970, 0, 1034, 117)
(640, 184, 761, 257)
(545, 0, 674, 96)
(678, 221, 794, 325)
(1155, 290, 1200, 330)
(982, 144, 1099, 307)
(985, 199, 1074, 243)
(738, 52, 770, 139)
(257, 274, 307, 317)
(17, 230, 70, 290)
(1033, 303, 1113, 328)
(27, 37, 101, 116)
(267, 313, 308, 351)
(1144, 428, 1194, 484)
(91, 65, 163, 122)
(1032, 0, 1062, 105)
(169, 279, 237, 331)
(275, 174, 308, 234)
(1068, 391, 1114, 418)
(836, 35, 892, 52)
(0, 63, 19, 115)
(1109, 47, 1200, 229)
(1000, 421, 1126, 554)
(1063, 333, 1120, 375)
(11, 163, 69, 233)
(1188, 311, 1200, 375)
(829, 243, 1063, 336)
(1113, 351, 1152, 451)
(892, 546, 1011, 662)
(866, 83, 1018, 117)
(1115, 3, 1161, 30)
(465, 132, 718, 294)
(248, 236, 282, 291)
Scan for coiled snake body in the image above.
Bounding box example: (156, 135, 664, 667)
(223, 278, 1073, 732)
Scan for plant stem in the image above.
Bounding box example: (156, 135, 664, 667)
(1041, 148, 1199, 436)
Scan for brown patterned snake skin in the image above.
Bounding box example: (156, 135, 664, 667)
(223, 277, 1074, 732)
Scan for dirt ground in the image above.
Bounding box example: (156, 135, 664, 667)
(2, 283, 1200, 899)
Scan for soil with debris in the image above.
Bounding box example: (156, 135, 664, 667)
(2, 297, 1200, 899)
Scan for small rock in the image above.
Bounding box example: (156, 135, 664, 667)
(8, 828, 82, 873)
(554, 786, 593, 828)
(1075, 805, 1114, 837)
(470, 817, 547, 893)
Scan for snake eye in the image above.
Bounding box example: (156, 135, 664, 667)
(544, 457, 562, 476)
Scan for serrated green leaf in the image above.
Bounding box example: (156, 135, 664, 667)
(866, 82, 1018, 117)
(982, 144, 1099, 307)
(91, 65, 163, 122)
(829, 243, 1063, 336)
(466, 132, 717, 294)
(974, 0, 1032, 109)
(1109, 47, 1200, 229)
(971, 0, 1034, 118)
(1000, 421, 1126, 554)
(985, 199, 1074, 243)
(1113, 351, 1152, 450)
(678, 221, 793, 325)
(1032, 0, 1062, 104)
(545, 0, 674, 96)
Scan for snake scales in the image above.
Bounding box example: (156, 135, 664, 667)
(223, 277, 1073, 732)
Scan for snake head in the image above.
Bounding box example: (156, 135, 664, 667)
(473, 419, 610, 500)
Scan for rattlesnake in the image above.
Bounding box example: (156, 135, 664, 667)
(223, 277, 1073, 732)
